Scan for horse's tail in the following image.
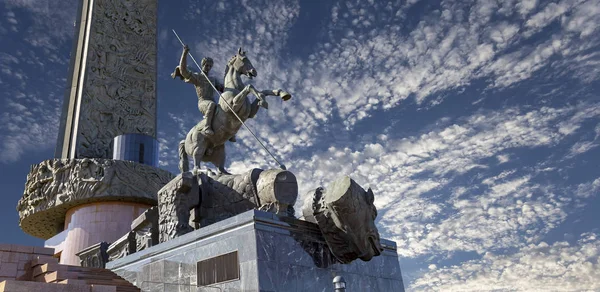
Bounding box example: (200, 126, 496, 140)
(178, 140, 189, 173)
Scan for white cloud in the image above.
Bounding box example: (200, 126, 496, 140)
(411, 233, 600, 291)
(567, 141, 598, 158)
(0, 94, 61, 163)
(280, 102, 600, 259)
(496, 154, 510, 164)
(0, 1, 77, 162)
(2, 0, 76, 45)
(575, 178, 600, 199)
(164, 0, 600, 181)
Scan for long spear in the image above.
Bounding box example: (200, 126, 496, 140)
(172, 29, 286, 170)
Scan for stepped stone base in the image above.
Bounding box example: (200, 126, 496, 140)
(0, 244, 139, 292)
(0, 243, 54, 282)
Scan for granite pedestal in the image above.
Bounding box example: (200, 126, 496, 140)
(106, 210, 404, 292)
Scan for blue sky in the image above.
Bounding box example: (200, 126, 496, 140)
(1, 0, 600, 290)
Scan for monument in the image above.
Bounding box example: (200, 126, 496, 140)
(102, 44, 405, 291)
(6, 0, 405, 291)
(16, 0, 172, 266)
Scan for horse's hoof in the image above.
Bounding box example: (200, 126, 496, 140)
(259, 100, 269, 109)
(218, 170, 231, 175)
(279, 91, 292, 101)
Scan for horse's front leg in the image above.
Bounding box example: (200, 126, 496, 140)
(246, 86, 269, 109)
(260, 89, 291, 101)
(230, 86, 252, 109)
(249, 98, 261, 118)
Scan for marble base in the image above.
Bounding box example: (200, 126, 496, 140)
(106, 210, 405, 292)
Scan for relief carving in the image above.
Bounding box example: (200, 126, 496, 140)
(158, 169, 298, 243)
(17, 158, 173, 239)
(75, 0, 157, 158)
(302, 176, 384, 264)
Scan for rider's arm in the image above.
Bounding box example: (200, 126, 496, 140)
(179, 45, 191, 79)
(216, 80, 224, 93)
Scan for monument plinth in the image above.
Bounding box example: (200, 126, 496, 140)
(106, 210, 405, 291)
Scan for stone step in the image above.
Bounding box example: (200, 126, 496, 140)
(27, 262, 139, 291)
(115, 287, 141, 292)
(57, 279, 87, 285)
(34, 263, 122, 277)
(75, 279, 138, 287)
(32, 262, 62, 277)
(63, 266, 121, 274)
(34, 270, 75, 283)
(57, 278, 140, 291)
(0, 279, 89, 292)
(27, 255, 59, 269)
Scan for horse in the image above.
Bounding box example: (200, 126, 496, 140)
(178, 48, 291, 174)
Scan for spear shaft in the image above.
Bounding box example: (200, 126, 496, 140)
(172, 29, 286, 170)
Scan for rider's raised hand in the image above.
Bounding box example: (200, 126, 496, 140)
(183, 44, 190, 52)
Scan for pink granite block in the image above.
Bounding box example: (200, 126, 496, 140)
(19, 252, 32, 261)
(10, 245, 33, 254)
(0, 252, 18, 263)
(17, 260, 28, 270)
(33, 246, 54, 256)
(0, 262, 17, 277)
(31, 254, 57, 265)
(0, 245, 11, 252)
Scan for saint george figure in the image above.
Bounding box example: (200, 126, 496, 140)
(172, 45, 236, 142)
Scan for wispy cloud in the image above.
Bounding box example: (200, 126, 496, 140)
(0, 92, 62, 162)
(0, 1, 76, 162)
(279, 102, 600, 258)
(411, 232, 600, 291)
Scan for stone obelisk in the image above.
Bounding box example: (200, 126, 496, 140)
(17, 0, 172, 266)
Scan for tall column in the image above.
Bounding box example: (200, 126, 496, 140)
(55, 0, 158, 159)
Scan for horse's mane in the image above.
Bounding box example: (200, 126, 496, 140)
(223, 55, 238, 80)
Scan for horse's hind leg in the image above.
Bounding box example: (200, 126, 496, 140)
(211, 145, 230, 175)
(178, 140, 189, 173)
(191, 143, 207, 174)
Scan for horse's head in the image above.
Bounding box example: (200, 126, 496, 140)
(228, 47, 257, 79)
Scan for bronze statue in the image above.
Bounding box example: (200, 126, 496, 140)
(177, 47, 291, 174)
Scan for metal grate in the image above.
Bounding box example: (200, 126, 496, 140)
(197, 251, 240, 286)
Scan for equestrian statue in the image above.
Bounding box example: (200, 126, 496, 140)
(173, 45, 291, 175)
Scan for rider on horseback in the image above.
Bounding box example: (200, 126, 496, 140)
(171, 44, 237, 142)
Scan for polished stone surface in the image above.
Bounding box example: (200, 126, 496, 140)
(107, 210, 404, 292)
(113, 134, 159, 167)
(60, 202, 150, 265)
